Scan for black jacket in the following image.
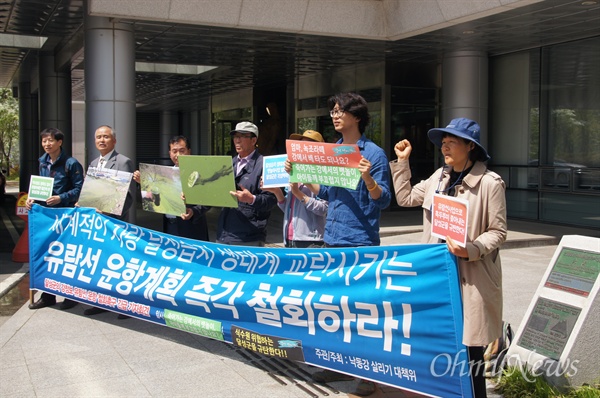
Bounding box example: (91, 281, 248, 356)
(163, 204, 210, 241)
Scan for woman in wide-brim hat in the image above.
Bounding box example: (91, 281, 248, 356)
(390, 117, 507, 398)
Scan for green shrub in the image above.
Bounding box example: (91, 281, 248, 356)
(495, 366, 600, 398)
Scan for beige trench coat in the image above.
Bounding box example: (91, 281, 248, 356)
(390, 160, 507, 346)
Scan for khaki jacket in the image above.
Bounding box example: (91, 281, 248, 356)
(390, 160, 507, 346)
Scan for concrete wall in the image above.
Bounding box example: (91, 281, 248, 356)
(88, 0, 543, 41)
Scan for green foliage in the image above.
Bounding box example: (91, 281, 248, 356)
(298, 117, 317, 133)
(495, 366, 600, 398)
(572, 385, 600, 398)
(0, 88, 19, 177)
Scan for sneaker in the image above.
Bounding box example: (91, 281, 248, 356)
(311, 369, 355, 383)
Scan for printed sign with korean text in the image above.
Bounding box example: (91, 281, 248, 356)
(286, 140, 362, 189)
(431, 193, 469, 247)
(28, 175, 54, 201)
(262, 154, 289, 188)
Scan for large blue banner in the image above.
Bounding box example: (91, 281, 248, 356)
(29, 206, 472, 398)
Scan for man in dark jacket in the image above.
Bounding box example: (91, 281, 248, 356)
(216, 122, 277, 246)
(26, 128, 84, 310)
(134, 135, 210, 241)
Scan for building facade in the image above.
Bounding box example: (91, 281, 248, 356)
(1, 0, 598, 227)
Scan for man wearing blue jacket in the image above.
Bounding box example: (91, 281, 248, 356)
(26, 128, 84, 310)
(216, 122, 277, 246)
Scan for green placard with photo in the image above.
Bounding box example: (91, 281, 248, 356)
(138, 163, 187, 216)
(28, 175, 54, 201)
(178, 155, 237, 208)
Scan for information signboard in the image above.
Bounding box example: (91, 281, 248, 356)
(507, 235, 600, 387)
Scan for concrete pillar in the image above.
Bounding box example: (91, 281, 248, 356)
(84, 14, 136, 167)
(187, 110, 200, 154)
(160, 111, 179, 163)
(199, 108, 210, 155)
(18, 81, 38, 193)
(39, 54, 72, 155)
(84, 12, 136, 223)
(441, 50, 489, 150)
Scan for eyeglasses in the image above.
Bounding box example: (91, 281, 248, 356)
(329, 109, 345, 118)
(232, 134, 253, 140)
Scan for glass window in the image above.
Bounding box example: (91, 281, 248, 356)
(212, 108, 252, 155)
(364, 111, 382, 147)
(544, 37, 600, 193)
(317, 115, 341, 143)
(490, 37, 599, 226)
(545, 37, 600, 170)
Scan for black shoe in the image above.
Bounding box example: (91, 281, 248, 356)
(84, 307, 108, 316)
(117, 314, 130, 319)
(28, 298, 56, 310)
(59, 299, 78, 310)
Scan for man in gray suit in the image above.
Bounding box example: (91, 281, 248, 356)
(88, 125, 135, 221)
(84, 124, 135, 317)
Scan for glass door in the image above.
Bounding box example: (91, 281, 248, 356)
(390, 104, 437, 184)
(213, 121, 234, 156)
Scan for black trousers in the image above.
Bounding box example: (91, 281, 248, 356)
(40, 292, 56, 303)
(468, 346, 487, 398)
(285, 240, 324, 248)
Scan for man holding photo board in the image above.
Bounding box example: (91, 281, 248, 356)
(133, 135, 210, 241)
(216, 121, 277, 246)
(87, 125, 135, 222)
(83, 125, 135, 317)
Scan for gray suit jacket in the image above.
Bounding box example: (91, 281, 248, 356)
(90, 151, 135, 222)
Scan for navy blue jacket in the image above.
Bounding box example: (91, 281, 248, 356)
(217, 151, 277, 244)
(38, 149, 84, 207)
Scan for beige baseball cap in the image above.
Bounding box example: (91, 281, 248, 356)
(230, 121, 259, 138)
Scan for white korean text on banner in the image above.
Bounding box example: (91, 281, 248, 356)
(29, 205, 473, 398)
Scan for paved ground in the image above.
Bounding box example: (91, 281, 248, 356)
(1, 184, 598, 398)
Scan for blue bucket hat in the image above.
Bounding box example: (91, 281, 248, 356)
(427, 118, 490, 161)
